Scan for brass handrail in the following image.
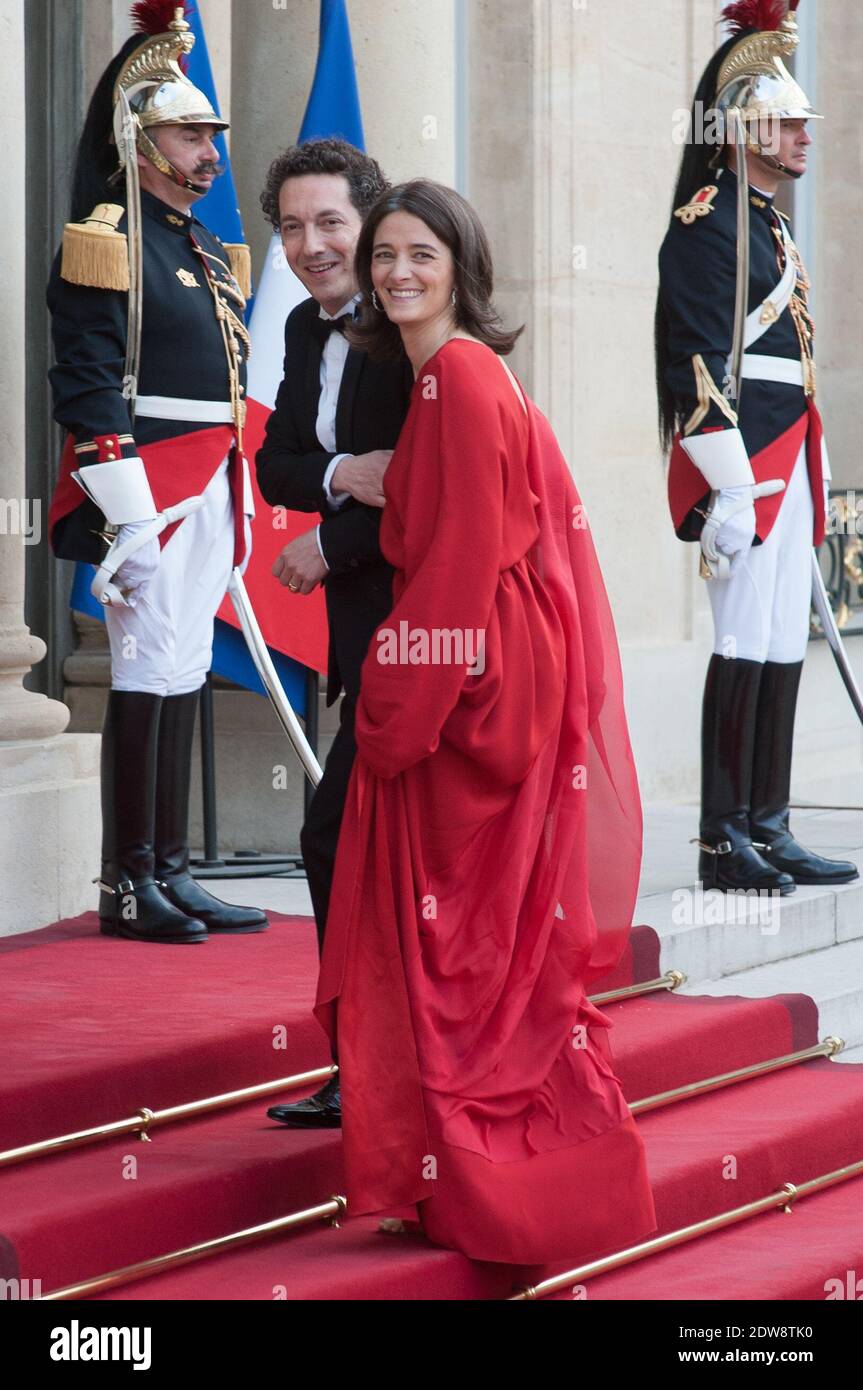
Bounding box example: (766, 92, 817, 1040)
(630, 1036, 844, 1114)
(0, 1064, 336, 1169)
(591, 969, 686, 1006)
(43, 1149, 863, 1301)
(1, 1025, 841, 1173)
(43, 1195, 348, 1301)
(0, 975, 679, 1171)
(509, 1155, 863, 1299)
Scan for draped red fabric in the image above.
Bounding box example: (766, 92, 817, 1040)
(314, 339, 656, 1265)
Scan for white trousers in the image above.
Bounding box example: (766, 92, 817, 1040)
(104, 457, 235, 695)
(708, 441, 814, 664)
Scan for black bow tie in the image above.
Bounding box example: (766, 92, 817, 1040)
(314, 311, 353, 346)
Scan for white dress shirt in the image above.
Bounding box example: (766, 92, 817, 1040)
(315, 293, 361, 567)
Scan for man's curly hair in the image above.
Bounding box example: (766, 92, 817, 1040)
(260, 138, 389, 228)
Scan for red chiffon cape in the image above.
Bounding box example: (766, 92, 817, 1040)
(314, 339, 657, 1265)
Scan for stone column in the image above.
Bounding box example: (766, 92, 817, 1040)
(0, 0, 100, 934)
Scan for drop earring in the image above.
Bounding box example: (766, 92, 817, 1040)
(371, 289, 381, 311)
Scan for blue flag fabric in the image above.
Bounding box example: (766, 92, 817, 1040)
(184, 5, 248, 264)
(299, 0, 365, 147)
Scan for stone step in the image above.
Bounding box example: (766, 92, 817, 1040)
(636, 802, 863, 985)
(677, 936, 863, 1053)
(636, 877, 863, 986)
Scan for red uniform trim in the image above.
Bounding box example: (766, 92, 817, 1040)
(668, 404, 825, 545)
(48, 425, 236, 552)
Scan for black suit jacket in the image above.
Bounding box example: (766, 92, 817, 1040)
(256, 296, 414, 705)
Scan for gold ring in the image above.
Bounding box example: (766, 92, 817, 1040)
(287, 579, 299, 591)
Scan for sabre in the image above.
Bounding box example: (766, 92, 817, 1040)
(228, 569, 323, 787)
(727, 108, 750, 409)
(116, 88, 142, 419)
(810, 549, 863, 727)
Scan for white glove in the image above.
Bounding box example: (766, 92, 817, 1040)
(701, 478, 785, 579)
(112, 520, 161, 606)
(714, 485, 756, 561)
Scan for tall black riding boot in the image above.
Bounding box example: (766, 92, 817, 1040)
(750, 660, 858, 884)
(99, 690, 208, 943)
(696, 654, 795, 894)
(154, 688, 269, 933)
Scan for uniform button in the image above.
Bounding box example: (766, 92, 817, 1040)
(349, 559, 359, 568)
(106, 452, 116, 460)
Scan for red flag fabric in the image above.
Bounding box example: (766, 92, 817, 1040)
(215, 396, 329, 674)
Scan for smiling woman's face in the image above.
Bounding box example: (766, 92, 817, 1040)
(370, 210, 456, 330)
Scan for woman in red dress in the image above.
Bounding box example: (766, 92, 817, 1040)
(314, 179, 656, 1266)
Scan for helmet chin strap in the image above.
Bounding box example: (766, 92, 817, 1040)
(744, 136, 804, 181)
(136, 127, 211, 196)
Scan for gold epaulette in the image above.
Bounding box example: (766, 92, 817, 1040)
(60, 203, 129, 290)
(222, 242, 252, 299)
(673, 184, 719, 226)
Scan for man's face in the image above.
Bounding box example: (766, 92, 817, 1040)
(138, 123, 222, 195)
(278, 173, 363, 313)
(751, 116, 812, 178)
(775, 118, 812, 177)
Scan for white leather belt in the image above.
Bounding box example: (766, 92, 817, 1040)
(134, 395, 234, 423)
(742, 226, 797, 350)
(740, 355, 804, 387)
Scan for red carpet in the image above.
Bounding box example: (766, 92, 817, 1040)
(1, 911, 862, 1299)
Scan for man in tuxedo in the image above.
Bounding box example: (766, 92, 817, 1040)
(256, 138, 413, 1127)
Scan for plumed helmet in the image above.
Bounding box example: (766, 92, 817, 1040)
(113, 1, 228, 151)
(714, 1, 820, 125)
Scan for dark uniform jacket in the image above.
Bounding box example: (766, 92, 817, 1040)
(659, 166, 821, 543)
(256, 296, 413, 706)
(48, 188, 247, 562)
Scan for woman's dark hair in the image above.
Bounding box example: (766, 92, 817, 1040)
(260, 137, 389, 228)
(347, 179, 523, 362)
(654, 29, 755, 452)
(69, 35, 141, 221)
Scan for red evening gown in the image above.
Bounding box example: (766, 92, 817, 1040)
(314, 338, 657, 1265)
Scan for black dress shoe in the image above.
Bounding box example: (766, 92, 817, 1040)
(753, 831, 859, 886)
(159, 873, 269, 933)
(99, 878, 208, 943)
(696, 840, 796, 895)
(267, 1074, 341, 1127)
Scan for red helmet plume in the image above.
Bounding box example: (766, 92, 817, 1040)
(130, 1, 192, 36)
(722, 1, 791, 35)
